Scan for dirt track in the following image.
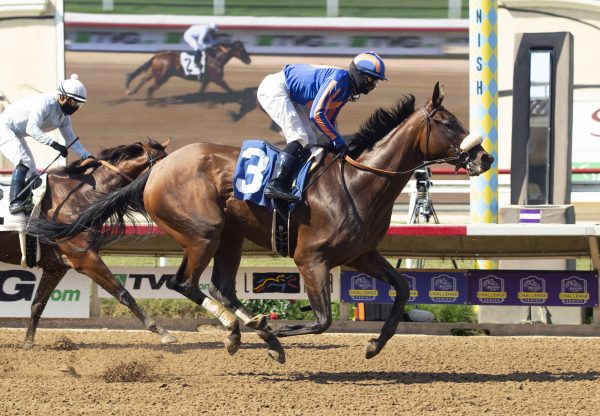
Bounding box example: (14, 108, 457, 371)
(66, 52, 468, 155)
(1, 327, 600, 415)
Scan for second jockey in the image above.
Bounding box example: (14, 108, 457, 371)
(183, 23, 219, 77)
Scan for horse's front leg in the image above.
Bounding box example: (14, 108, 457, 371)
(347, 250, 410, 359)
(273, 259, 333, 337)
(23, 264, 67, 349)
(213, 75, 233, 93)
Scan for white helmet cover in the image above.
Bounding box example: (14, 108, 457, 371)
(57, 74, 87, 102)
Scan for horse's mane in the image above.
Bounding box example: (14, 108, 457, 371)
(347, 95, 416, 156)
(56, 139, 163, 176)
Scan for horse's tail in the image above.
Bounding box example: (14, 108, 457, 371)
(125, 56, 155, 90)
(30, 171, 152, 249)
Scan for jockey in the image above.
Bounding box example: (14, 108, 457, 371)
(183, 23, 219, 73)
(0, 74, 93, 214)
(257, 51, 387, 202)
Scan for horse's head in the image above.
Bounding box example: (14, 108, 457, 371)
(230, 40, 251, 65)
(419, 82, 493, 176)
(95, 138, 171, 180)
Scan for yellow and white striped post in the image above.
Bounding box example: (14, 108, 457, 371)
(469, 0, 498, 269)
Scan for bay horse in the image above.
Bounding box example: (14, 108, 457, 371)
(124, 41, 251, 99)
(31, 83, 493, 359)
(2, 140, 178, 348)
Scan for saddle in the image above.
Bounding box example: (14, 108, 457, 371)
(0, 176, 47, 268)
(233, 140, 325, 257)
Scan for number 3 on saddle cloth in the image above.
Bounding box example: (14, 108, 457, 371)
(233, 140, 323, 256)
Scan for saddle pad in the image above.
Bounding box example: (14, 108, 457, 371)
(233, 140, 323, 212)
(0, 174, 47, 232)
(180, 51, 204, 76)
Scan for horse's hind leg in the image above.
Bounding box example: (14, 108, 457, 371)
(168, 254, 238, 332)
(23, 266, 67, 349)
(147, 72, 172, 99)
(209, 226, 285, 363)
(127, 72, 154, 96)
(63, 246, 177, 344)
(348, 250, 410, 359)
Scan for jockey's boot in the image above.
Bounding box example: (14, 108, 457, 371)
(265, 152, 300, 202)
(194, 50, 203, 80)
(9, 163, 33, 215)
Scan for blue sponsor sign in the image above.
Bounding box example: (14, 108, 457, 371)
(340, 271, 468, 304)
(469, 270, 598, 307)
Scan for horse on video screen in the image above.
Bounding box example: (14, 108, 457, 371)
(124, 41, 251, 99)
(1, 140, 177, 348)
(31, 83, 493, 360)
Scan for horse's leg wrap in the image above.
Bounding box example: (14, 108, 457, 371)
(201, 297, 237, 330)
(234, 307, 267, 330)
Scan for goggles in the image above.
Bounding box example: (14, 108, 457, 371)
(60, 95, 84, 108)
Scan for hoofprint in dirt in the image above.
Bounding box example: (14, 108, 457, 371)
(1, 328, 600, 415)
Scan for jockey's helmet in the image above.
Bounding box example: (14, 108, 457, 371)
(57, 74, 87, 103)
(348, 51, 387, 96)
(209, 23, 218, 31)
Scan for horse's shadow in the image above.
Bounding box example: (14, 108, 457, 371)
(231, 370, 600, 385)
(106, 87, 281, 132)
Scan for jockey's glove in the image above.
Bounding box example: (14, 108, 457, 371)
(50, 141, 68, 158)
(332, 138, 349, 158)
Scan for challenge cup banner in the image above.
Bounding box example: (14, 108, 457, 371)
(340, 271, 469, 305)
(340, 270, 598, 307)
(469, 270, 598, 307)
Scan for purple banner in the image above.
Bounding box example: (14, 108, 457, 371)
(340, 270, 598, 307)
(469, 270, 598, 307)
(340, 271, 468, 304)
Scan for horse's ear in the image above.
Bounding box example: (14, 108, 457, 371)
(432, 82, 444, 108)
(161, 137, 172, 149)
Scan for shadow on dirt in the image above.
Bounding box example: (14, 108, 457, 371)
(232, 370, 600, 385)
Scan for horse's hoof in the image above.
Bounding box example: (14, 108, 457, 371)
(268, 348, 286, 364)
(124, 89, 132, 96)
(365, 338, 381, 359)
(225, 335, 241, 356)
(245, 314, 267, 330)
(22, 341, 34, 350)
(160, 332, 178, 344)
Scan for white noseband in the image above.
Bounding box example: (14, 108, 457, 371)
(459, 133, 483, 151)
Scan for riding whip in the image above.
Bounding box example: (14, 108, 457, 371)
(11, 137, 81, 203)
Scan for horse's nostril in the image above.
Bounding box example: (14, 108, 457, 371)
(481, 153, 494, 165)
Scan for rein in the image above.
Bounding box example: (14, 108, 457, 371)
(80, 149, 165, 183)
(343, 106, 466, 177)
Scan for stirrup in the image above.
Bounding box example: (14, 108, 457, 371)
(265, 186, 300, 202)
(9, 200, 33, 215)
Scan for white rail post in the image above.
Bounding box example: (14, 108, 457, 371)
(214, 0, 225, 15)
(448, 0, 462, 18)
(102, 0, 114, 12)
(327, 0, 339, 17)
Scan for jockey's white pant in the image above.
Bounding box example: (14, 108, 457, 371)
(0, 125, 36, 174)
(257, 71, 321, 147)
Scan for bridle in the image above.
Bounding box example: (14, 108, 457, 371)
(343, 105, 472, 176)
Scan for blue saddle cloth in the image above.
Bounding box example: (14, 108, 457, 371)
(233, 140, 312, 211)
